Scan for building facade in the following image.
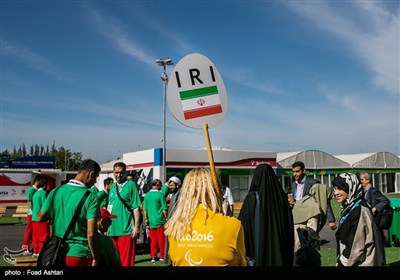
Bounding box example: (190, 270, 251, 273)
(98, 148, 400, 203)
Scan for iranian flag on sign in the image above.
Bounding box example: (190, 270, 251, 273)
(180, 85, 223, 120)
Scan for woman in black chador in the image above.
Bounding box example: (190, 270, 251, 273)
(238, 164, 294, 266)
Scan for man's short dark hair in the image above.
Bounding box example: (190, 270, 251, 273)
(78, 159, 101, 174)
(292, 161, 305, 170)
(37, 178, 48, 189)
(33, 174, 44, 183)
(113, 161, 126, 171)
(104, 177, 114, 186)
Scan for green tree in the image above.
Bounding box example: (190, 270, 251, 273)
(34, 144, 40, 156)
(51, 141, 56, 157)
(68, 151, 83, 171)
(22, 143, 27, 157)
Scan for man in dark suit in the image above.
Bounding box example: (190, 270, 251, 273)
(290, 161, 336, 230)
(360, 171, 389, 265)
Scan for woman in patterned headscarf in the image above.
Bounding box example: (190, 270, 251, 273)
(332, 173, 384, 266)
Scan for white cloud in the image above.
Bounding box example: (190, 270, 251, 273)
(1, 40, 72, 82)
(283, 1, 399, 96)
(86, 7, 156, 67)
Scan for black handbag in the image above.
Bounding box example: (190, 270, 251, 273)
(372, 194, 394, 230)
(37, 190, 90, 267)
(375, 203, 394, 230)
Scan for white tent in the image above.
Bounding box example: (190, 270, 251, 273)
(335, 152, 400, 168)
(99, 159, 119, 172)
(277, 150, 350, 169)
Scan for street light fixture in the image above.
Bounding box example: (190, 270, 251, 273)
(156, 58, 174, 183)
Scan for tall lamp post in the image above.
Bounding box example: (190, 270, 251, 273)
(156, 58, 174, 183)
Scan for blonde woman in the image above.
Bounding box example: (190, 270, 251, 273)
(164, 167, 246, 266)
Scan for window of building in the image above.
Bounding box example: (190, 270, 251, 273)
(230, 175, 250, 202)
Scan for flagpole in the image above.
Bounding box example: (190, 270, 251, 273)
(156, 58, 174, 183)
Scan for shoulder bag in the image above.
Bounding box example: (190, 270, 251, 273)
(115, 184, 134, 213)
(372, 194, 393, 230)
(37, 190, 91, 267)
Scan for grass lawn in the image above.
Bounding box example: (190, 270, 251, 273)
(320, 247, 400, 267)
(0, 217, 26, 225)
(330, 193, 400, 219)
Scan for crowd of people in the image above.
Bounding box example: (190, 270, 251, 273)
(22, 158, 391, 267)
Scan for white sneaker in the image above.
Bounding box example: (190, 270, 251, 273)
(22, 249, 32, 256)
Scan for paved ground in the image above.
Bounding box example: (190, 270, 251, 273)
(1, 224, 25, 251)
(318, 221, 338, 248)
(0, 223, 27, 266)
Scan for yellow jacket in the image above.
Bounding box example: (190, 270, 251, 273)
(168, 205, 246, 266)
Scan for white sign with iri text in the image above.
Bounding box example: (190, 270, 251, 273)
(167, 53, 228, 129)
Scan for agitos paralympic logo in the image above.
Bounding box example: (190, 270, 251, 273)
(184, 250, 203, 266)
(178, 230, 214, 266)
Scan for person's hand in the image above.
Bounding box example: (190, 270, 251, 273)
(372, 207, 377, 215)
(329, 222, 337, 230)
(132, 225, 140, 238)
(287, 194, 294, 208)
(338, 255, 348, 266)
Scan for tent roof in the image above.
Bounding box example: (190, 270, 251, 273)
(276, 151, 302, 162)
(277, 150, 350, 169)
(100, 150, 399, 171)
(99, 159, 119, 172)
(335, 152, 400, 168)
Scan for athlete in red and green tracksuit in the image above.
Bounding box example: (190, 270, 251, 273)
(22, 175, 42, 253)
(107, 162, 142, 267)
(32, 184, 50, 255)
(143, 180, 168, 260)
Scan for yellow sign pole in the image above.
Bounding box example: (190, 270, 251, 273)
(202, 123, 221, 199)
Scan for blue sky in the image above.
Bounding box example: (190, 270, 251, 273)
(1, 0, 399, 164)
